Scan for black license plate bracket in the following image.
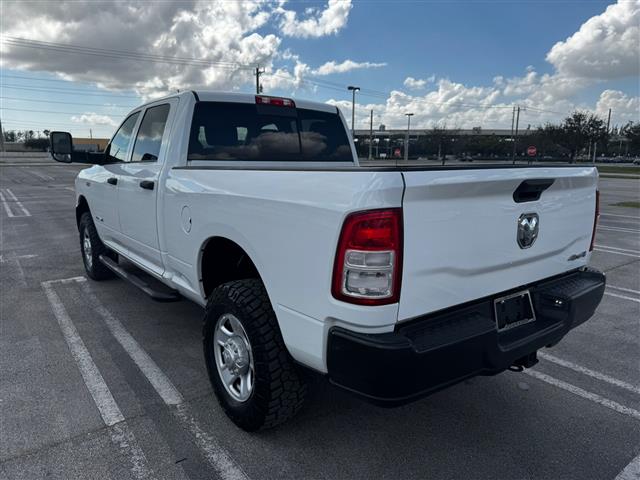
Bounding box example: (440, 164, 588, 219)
(494, 290, 536, 332)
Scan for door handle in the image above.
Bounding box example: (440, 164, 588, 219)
(107, 177, 118, 185)
(139, 180, 155, 190)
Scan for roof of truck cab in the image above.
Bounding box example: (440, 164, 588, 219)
(191, 91, 338, 114)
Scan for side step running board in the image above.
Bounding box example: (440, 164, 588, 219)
(98, 255, 181, 302)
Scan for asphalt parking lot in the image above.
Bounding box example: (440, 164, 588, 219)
(1, 163, 638, 480)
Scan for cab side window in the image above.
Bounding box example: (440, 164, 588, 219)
(106, 112, 140, 163)
(131, 104, 170, 163)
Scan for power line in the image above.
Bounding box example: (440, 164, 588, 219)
(0, 96, 135, 109)
(2, 37, 256, 70)
(2, 38, 534, 112)
(1, 117, 113, 128)
(3, 37, 502, 108)
(1, 73, 106, 84)
(524, 105, 567, 115)
(1, 37, 580, 128)
(0, 83, 142, 98)
(0, 106, 124, 117)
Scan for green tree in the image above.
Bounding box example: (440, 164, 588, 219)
(3, 130, 17, 142)
(621, 121, 640, 156)
(25, 137, 50, 151)
(427, 123, 460, 164)
(552, 111, 607, 161)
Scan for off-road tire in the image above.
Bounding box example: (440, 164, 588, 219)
(79, 212, 117, 280)
(203, 279, 307, 431)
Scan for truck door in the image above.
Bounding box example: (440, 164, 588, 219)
(91, 111, 140, 248)
(116, 100, 174, 275)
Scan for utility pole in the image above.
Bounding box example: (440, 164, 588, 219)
(347, 86, 360, 138)
(0, 117, 5, 152)
(593, 141, 597, 164)
(368, 110, 373, 160)
(511, 105, 520, 164)
(255, 67, 265, 94)
(404, 113, 414, 162)
(606, 108, 612, 133)
(510, 106, 515, 139)
(89, 128, 93, 139)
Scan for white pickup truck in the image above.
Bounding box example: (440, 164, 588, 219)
(50, 91, 605, 431)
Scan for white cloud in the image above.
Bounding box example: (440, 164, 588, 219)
(403, 77, 426, 89)
(328, 78, 514, 130)
(546, 0, 640, 80)
(260, 61, 312, 92)
(0, 1, 296, 98)
(71, 113, 118, 126)
(403, 76, 435, 90)
(596, 89, 640, 125)
(312, 60, 386, 75)
(278, 0, 352, 38)
(1, 0, 637, 132)
(0, 0, 361, 99)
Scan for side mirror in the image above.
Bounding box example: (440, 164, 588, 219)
(50, 131, 73, 163)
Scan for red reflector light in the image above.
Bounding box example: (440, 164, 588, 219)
(255, 95, 295, 107)
(589, 190, 600, 252)
(332, 209, 403, 306)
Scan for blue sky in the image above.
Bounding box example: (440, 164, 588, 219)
(287, 1, 608, 85)
(1, 0, 638, 139)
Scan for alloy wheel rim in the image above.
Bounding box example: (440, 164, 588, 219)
(83, 230, 93, 269)
(213, 313, 254, 402)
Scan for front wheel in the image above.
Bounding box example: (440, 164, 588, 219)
(203, 279, 307, 431)
(79, 212, 116, 280)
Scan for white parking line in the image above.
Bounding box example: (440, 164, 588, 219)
(599, 225, 640, 234)
(83, 284, 184, 406)
(27, 169, 54, 181)
(5, 188, 31, 216)
(595, 248, 640, 258)
(78, 281, 249, 480)
(609, 285, 640, 296)
(616, 452, 640, 480)
(0, 253, 39, 263)
(524, 370, 640, 421)
(0, 191, 15, 217)
(110, 423, 157, 480)
(604, 291, 640, 303)
(42, 279, 123, 426)
(0, 188, 31, 217)
(538, 352, 640, 395)
(596, 244, 640, 254)
(174, 403, 250, 480)
(42, 276, 86, 286)
(600, 213, 640, 220)
(42, 278, 155, 480)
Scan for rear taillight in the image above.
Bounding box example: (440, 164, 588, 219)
(589, 190, 600, 252)
(332, 209, 403, 305)
(255, 95, 295, 107)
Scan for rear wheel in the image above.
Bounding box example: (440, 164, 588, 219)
(79, 212, 116, 280)
(203, 279, 307, 431)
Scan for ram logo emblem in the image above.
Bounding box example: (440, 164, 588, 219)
(517, 213, 539, 249)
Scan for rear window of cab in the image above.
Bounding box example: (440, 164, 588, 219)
(188, 102, 353, 162)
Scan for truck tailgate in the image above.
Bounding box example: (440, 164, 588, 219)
(398, 166, 598, 321)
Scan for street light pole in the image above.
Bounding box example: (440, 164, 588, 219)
(511, 105, 520, 164)
(255, 67, 265, 94)
(0, 117, 5, 152)
(404, 113, 414, 162)
(347, 86, 360, 138)
(368, 109, 373, 160)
